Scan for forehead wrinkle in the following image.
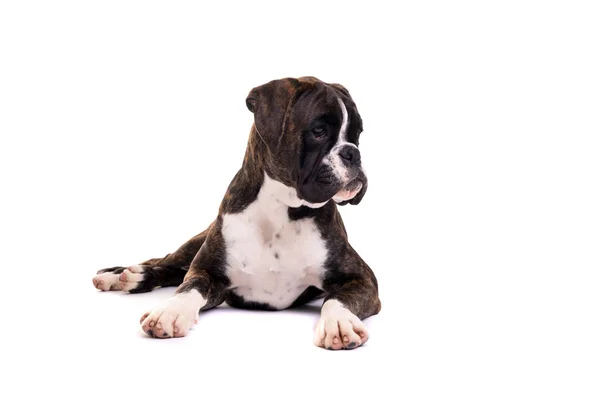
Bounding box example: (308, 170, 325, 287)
(306, 85, 330, 111)
(276, 87, 305, 150)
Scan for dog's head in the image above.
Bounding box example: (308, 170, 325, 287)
(245, 76, 367, 206)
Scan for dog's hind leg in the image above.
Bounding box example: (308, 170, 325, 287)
(92, 224, 213, 293)
(113, 264, 189, 293)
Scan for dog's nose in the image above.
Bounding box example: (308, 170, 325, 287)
(339, 145, 361, 166)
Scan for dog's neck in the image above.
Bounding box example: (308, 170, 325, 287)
(218, 126, 327, 214)
(259, 173, 328, 209)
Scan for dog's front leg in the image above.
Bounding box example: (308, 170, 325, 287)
(314, 249, 381, 350)
(140, 231, 229, 339)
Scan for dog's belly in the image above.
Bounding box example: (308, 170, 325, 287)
(221, 199, 328, 310)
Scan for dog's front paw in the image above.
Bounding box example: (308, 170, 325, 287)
(314, 299, 369, 350)
(140, 291, 202, 339)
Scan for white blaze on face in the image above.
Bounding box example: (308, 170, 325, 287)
(337, 97, 350, 143)
(323, 97, 362, 202)
(323, 97, 352, 182)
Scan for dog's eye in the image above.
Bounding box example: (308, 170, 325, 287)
(312, 127, 327, 139)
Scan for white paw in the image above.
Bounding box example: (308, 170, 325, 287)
(314, 299, 369, 350)
(118, 265, 145, 292)
(140, 290, 206, 339)
(92, 272, 121, 291)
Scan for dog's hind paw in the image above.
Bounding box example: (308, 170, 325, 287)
(118, 265, 147, 293)
(92, 267, 125, 291)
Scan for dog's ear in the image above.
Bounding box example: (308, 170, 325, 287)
(245, 90, 259, 113)
(245, 78, 301, 144)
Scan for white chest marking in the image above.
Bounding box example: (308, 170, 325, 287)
(221, 174, 329, 309)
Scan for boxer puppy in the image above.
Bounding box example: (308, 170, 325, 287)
(93, 77, 381, 350)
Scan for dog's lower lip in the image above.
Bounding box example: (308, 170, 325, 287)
(343, 179, 362, 191)
(333, 180, 363, 203)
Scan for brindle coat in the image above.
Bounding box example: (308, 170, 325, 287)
(96, 76, 381, 330)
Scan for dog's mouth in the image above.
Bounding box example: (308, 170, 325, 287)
(332, 179, 363, 203)
(299, 166, 366, 205)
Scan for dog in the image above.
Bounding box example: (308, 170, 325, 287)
(92, 77, 381, 350)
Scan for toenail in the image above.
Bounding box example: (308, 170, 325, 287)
(347, 342, 357, 349)
(162, 332, 168, 337)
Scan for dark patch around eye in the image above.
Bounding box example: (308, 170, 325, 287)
(309, 113, 338, 128)
(312, 126, 326, 136)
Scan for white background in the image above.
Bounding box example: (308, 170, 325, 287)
(1, 1, 598, 399)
